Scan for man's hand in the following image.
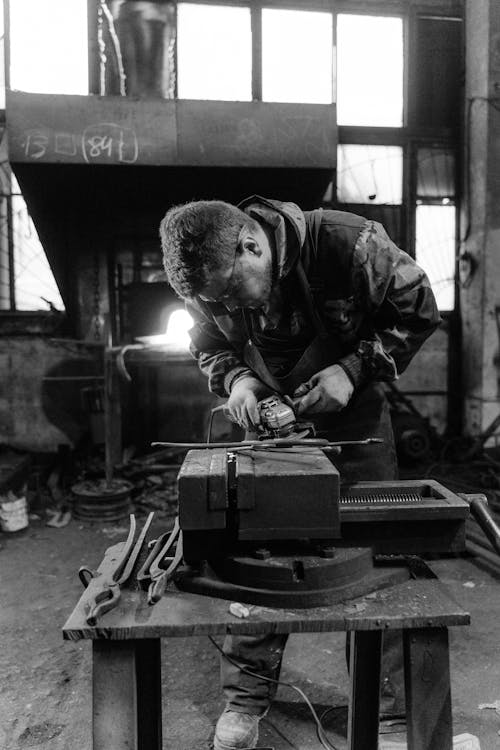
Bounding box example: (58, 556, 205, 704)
(227, 376, 266, 430)
(293, 365, 354, 415)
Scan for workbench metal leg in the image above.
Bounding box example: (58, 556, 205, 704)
(403, 627, 452, 750)
(92, 638, 162, 750)
(347, 630, 382, 750)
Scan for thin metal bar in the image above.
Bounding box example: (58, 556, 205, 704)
(3, 0, 10, 91)
(6, 194, 15, 310)
(42, 375, 105, 382)
(87, 0, 99, 94)
(251, 3, 262, 101)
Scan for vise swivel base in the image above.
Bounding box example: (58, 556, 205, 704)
(174, 447, 410, 608)
(175, 544, 409, 608)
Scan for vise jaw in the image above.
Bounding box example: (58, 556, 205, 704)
(179, 447, 340, 564)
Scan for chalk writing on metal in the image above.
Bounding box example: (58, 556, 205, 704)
(23, 130, 50, 160)
(82, 123, 138, 164)
(54, 132, 77, 157)
(197, 113, 333, 166)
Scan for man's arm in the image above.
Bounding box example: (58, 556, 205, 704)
(337, 220, 441, 387)
(186, 299, 253, 396)
(295, 220, 440, 415)
(186, 300, 268, 428)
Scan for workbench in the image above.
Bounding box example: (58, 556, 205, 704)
(63, 544, 470, 750)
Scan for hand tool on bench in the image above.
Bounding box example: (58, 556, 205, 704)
(137, 516, 183, 605)
(136, 529, 173, 590)
(79, 511, 154, 625)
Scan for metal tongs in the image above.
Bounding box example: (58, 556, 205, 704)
(79, 512, 154, 625)
(136, 516, 183, 605)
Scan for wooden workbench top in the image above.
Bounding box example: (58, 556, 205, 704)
(62, 544, 470, 641)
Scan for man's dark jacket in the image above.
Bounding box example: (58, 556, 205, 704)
(185, 196, 441, 396)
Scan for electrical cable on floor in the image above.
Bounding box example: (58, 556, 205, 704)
(207, 636, 339, 750)
(317, 706, 348, 748)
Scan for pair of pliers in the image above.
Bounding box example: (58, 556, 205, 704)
(135, 517, 183, 604)
(79, 512, 154, 625)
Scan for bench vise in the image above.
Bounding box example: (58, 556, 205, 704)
(174, 446, 473, 607)
(179, 447, 340, 564)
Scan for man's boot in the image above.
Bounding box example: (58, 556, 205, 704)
(213, 709, 261, 750)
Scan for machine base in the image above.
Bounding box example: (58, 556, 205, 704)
(175, 548, 410, 608)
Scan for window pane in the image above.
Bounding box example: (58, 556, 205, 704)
(415, 17, 462, 129)
(262, 9, 333, 104)
(417, 148, 456, 200)
(12, 177, 64, 311)
(0, 2, 4, 108)
(177, 4, 251, 101)
(416, 204, 455, 311)
(337, 145, 403, 204)
(10, 0, 88, 94)
(337, 15, 403, 126)
(110, 2, 176, 98)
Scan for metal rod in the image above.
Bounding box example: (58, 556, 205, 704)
(42, 375, 104, 381)
(6, 194, 15, 311)
(151, 438, 383, 450)
(466, 540, 500, 570)
(462, 494, 500, 555)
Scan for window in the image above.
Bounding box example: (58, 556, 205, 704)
(337, 145, 403, 204)
(9, 0, 88, 95)
(415, 205, 455, 312)
(0, 4, 4, 109)
(10, 176, 64, 311)
(0, 174, 64, 312)
(415, 147, 456, 311)
(417, 147, 455, 200)
(262, 8, 333, 104)
(336, 14, 404, 127)
(177, 3, 252, 101)
(413, 16, 462, 129)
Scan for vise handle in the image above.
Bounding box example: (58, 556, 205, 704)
(460, 493, 500, 556)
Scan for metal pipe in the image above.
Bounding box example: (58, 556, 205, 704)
(151, 438, 383, 451)
(461, 493, 500, 556)
(466, 528, 495, 552)
(465, 540, 500, 571)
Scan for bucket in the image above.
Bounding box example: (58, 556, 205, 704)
(0, 491, 29, 532)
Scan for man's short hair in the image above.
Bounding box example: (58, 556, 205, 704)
(159, 200, 251, 299)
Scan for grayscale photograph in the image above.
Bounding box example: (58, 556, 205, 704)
(0, 2, 498, 749)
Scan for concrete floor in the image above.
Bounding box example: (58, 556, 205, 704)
(1, 514, 500, 750)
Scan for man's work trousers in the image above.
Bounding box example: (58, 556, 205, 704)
(220, 384, 405, 715)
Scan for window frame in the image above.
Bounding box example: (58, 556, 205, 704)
(334, 6, 462, 318)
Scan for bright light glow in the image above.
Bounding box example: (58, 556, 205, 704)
(416, 204, 455, 311)
(262, 9, 333, 104)
(142, 308, 194, 348)
(177, 3, 252, 101)
(164, 308, 194, 346)
(10, 0, 88, 94)
(12, 176, 65, 311)
(337, 15, 403, 126)
(337, 145, 403, 204)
